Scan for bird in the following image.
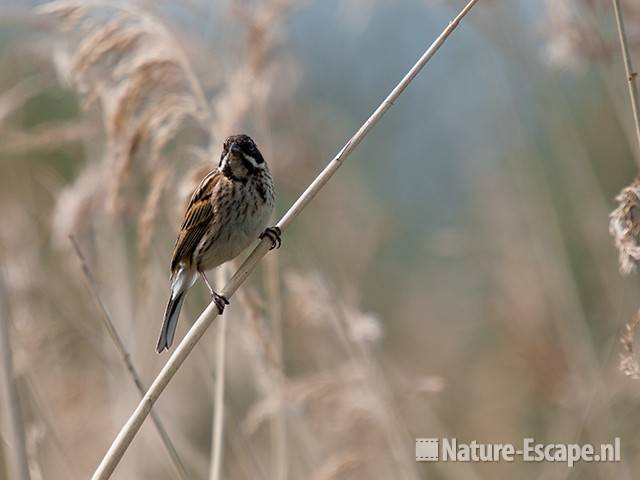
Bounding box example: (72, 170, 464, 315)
(156, 134, 281, 353)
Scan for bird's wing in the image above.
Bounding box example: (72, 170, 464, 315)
(170, 170, 221, 272)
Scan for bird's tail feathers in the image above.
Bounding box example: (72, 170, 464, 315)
(156, 268, 196, 353)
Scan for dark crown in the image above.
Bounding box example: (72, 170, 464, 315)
(222, 134, 264, 164)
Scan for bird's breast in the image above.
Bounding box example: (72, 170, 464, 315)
(195, 176, 274, 271)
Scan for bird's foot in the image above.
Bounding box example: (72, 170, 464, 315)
(199, 270, 229, 314)
(212, 291, 230, 315)
(259, 226, 282, 250)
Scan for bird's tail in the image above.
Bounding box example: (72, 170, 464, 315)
(156, 268, 196, 353)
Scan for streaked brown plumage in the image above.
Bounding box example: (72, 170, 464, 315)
(156, 134, 279, 353)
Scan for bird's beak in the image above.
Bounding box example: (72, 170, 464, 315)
(219, 143, 241, 174)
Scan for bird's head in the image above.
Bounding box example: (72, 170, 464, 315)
(218, 134, 266, 181)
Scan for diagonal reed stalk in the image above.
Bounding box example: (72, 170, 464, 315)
(69, 237, 191, 480)
(612, 0, 640, 157)
(91, 1, 481, 477)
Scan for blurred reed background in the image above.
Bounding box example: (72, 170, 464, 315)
(1, 0, 640, 479)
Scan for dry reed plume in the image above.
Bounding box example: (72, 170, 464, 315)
(608, 0, 640, 380)
(91, 1, 479, 478)
(610, 178, 640, 274)
(3, 0, 640, 479)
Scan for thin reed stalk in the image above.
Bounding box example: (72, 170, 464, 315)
(68, 237, 191, 480)
(208, 314, 228, 480)
(612, 0, 640, 157)
(91, 2, 481, 477)
(324, 281, 420, 480)
(611, 0, 640, 371)
(264, 253, 287, 480)
(209, 268, 228, 480)
(0, 273, 30, 480)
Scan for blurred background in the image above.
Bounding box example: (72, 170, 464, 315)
(1, 0, 640, 479)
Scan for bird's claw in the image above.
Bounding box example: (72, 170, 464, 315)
(212, 292, 229, 315)
(259, 226, 282, 250)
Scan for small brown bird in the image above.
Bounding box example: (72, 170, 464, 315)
(156, 134, 280, 353)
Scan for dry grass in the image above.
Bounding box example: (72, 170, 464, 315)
(543, 0, 640, 67)
(619, 310, 640, 378)
(610, 178, 640, 273)
(1, 1, 640, 479)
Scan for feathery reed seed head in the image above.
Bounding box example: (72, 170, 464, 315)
(610, 178, 640, 273)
